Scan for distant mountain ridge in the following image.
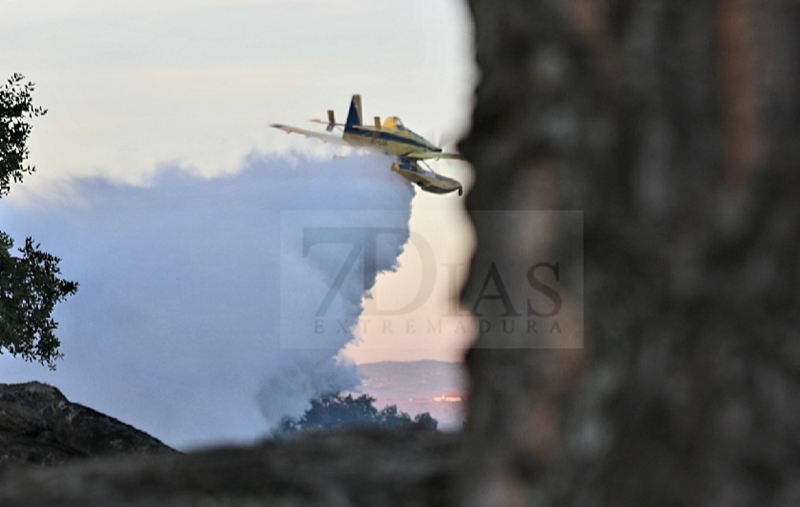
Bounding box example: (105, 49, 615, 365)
(355, 360, 466, 430)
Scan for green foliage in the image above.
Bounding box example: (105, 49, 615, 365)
(0, 73, 47, 197)
(278, 392, 439, 434)
(412, 412, 439, 431)
(0, 233, 78, 369)
(1, 74, 77, 368)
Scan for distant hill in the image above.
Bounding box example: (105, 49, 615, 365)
(354, 360, 466, 430)
(0, 382, 175, 466)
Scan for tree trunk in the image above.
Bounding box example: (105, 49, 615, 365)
(456, 0, 800, 506)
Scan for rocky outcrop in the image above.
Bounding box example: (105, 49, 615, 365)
(0, 381, 175, 466)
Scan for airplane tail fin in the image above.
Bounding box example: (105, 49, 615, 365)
(344, 94, 362, 131)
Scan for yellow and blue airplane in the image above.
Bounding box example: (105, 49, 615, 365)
(271, 95, 464, 196)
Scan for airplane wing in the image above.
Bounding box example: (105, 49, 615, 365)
(270, 124, 350, 145)
(309, 119, 348, 127)
(404, 151, 465, 161)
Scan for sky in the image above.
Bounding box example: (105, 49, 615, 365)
(0, 1, 477, 447)
(1, 0, 477, 359)
(2, 0, 475, 184)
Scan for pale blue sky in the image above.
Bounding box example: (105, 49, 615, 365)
(1, 0, 475, 186)
(2, 0, 476, 363)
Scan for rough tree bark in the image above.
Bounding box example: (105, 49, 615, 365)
(456, 0, 800, 506)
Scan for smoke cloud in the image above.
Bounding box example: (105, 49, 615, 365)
(0, 149, 414, 449)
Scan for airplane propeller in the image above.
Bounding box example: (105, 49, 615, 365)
(426, 128, 461, 152)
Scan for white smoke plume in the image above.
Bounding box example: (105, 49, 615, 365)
(0, 149, 414, 449)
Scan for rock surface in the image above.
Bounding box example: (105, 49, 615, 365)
(0, 381, 175, 466)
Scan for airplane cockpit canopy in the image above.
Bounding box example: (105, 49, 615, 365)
(383, 116, 405, 130)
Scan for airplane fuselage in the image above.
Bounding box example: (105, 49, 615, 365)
(342, 116, 442, 158)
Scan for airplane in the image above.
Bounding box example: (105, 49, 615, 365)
(270, 95, 464, 196)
